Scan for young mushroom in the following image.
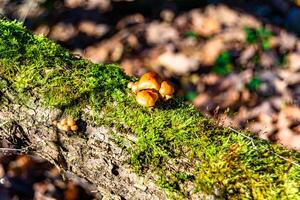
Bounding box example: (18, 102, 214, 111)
(67, 117, 76, 126)
(128, 81, 139, 93)
(57, 118, 67, 130)
(70, 125, 78, 131)
(159, 81, 174, 100)
(62, 124, 71, 132)
(136, 90, 159, 107)
(127, 82, 134, 89)
(60, 118, 67, 126)
(56, 117, 78, 132)
(137, 72, 161, 91)
(130, 71, 175, 107)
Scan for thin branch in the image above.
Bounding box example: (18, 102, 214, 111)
(228, 127, 257, 149)
(19, 0, 36, 23)
(228, 126, 300, 167)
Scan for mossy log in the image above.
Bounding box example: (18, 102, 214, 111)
(0, 19, 300, 199)
(0, 87, 166, 199)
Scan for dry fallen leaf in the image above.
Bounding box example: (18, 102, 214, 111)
(192, 17, 221, 37)
(278, 69, 300, 85)
(111, 42, 124, 62)
(279, 30, 297, 50)
(146, 22, 179, 44)
(78, 21, 109, 37)
(64, 0, 85, 8)
(121, 58, 143, 76)
(34, 24, 50, 36)
(287, 53, 300, 71)
(276, 128, 300, 151)
(268, 36, 279, 48)
(193, 93, 210, 107)
(216, 88, 240, 108)
(239, 46, 256, 64)
(85, 45, 108, 63)
(160, 9, 175, 22)
(201, 73, 220, 85)
(200, 38, 224, 65)
(214, 5, 239, 26)
(260, 52, 277, 68)
(50, 22, 77, 42)
(239, 15, 261, 28)
(219, 27, 246, 43)
(116, 14, 144, 29)
(276, 111, 291, 130)
(282, 106, 300, 121)
(158, 51, 199, 75)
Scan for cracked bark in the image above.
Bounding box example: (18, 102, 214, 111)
(0, 87, 167, 200)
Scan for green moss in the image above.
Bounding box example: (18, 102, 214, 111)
(244, 26, 272, 50)
(1, 19, 300, 199)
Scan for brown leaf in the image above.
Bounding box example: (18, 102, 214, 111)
(78, 21, 109, 37)
(200, 38, 224, 65)
(50, 23, 77, 42)
(158, 51, 199, 75)
(192, 17, 221, 37)
(287, 53, 300, 71)
(146, 22, 179, 44)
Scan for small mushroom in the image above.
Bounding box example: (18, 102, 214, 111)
(159, 81, 174, 100)
(56, 117, 78, 132)
(67, 118, 76, 126)
(128, 82, 134, 89)
(62, 124, 71, 132)
(128, 81, 139, 93)
(136, 90, 159, 107)
(132, 83, 139, 93)
(137, 72, 161, 91)
(70, 125, 78, 132)
(60, 118, 67, 126)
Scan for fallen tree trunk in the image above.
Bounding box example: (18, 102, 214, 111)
(0, 19, 300, 199)
(0, 86, 166, 199)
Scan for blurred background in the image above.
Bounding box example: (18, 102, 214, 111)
(1, 0, 300, 199)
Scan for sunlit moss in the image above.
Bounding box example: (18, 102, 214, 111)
(0, 19, 300, 199)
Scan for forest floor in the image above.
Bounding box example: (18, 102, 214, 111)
(1, 0, 300, 199)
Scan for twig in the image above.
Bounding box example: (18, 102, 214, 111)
(19, 0, 36, 23)
(272, 151, 300, 167)
(0, 147, 25, 152)
(228, 127, 257, 149)
(228, 126, 300, 167)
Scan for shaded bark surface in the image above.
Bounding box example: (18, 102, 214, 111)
(0, 88, 166, 200)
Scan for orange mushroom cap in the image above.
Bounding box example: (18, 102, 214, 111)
(60, 118, 68, 126)
(62, 125, 71, 132)
(136, 90, 158, 107)
(70, 125, 78, 132)
(67, 118, 76, 126)
(138, 72, 161, 91)
(159, 81, 174, 99)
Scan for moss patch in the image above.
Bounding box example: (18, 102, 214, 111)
(1, 19, 300, 199)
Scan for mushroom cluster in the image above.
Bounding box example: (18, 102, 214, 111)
(54, 117, 78, 132)
(128, 72, 174, 107)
